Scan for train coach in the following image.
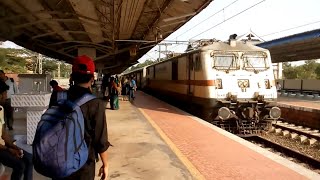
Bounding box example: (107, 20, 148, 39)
(125, 36, 282, 135)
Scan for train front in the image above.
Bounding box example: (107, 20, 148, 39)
(209, 44, 281, 135)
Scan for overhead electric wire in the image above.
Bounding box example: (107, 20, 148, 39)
(148, 0, 266, 56)
(145, 53, 156, 61)
(190, 0, 266, 39)
(170, 0, 265, 50)
(261, 20, 320, 37)
(175, 0, 240, 39)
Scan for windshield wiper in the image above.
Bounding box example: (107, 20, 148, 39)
(226, 59, 237, 73)
(246, 60, 258, 74)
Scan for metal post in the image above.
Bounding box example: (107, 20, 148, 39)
(57, 62, 61, 80)
(165, 44, 168, 58)
(38, 54, 42, 74)
(158, 45, 161, 61)
(278, 63, 283, 79)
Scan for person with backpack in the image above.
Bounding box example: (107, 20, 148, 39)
(0, 80, 33, 180)
(33, 55, 111, 180)
(0, 70, 18, 130)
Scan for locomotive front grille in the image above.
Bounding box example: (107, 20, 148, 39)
(237, 79, 250, 88)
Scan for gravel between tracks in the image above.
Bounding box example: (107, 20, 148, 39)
(261, 133, 320, 173)
(262, 133, 320, 161)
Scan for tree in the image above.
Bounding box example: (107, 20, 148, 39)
(315, 65, 320, 79)
(126, 59, 155, 72)
(282, 60, 320, 79)
(0, 48, 71, 76)
(283, 65, 299, 79)
(0, 48, 28, 73)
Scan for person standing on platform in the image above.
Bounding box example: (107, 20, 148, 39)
(109, 77, 120, 110)
(102, 74, 111, 103)
(0, 70, 18, 131)
(0, 80, 33, 180)
(129, 76, 137, 101)
(48, 80, 64, 107)
(123, 78, 130, 101)
(276, 82, 282, 92)
(115, 75, 122, 101)
(39, 55, 111, 180)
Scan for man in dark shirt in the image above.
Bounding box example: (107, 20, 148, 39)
(48, 80, 64, 108)
(54, 55, 111, 180)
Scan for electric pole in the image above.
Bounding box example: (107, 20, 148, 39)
(57, 62, 61, 80)
(156, 43, 173, 61)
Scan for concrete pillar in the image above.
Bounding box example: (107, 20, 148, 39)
(273, 63, 283, 79)
(278, 63, 283, 79)
(78, 47, 96, 60)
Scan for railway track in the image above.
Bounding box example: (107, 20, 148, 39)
(270, 120, 320, 145)
(244, 136, 320, 170)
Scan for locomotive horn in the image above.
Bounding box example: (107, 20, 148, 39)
(229, 34, 237, 40)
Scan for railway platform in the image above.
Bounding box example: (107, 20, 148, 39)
(2, 91, 320, 180)
(131, 92, 319, 179)
(277, 95, 320, 129)
(278, 95, 320, 110)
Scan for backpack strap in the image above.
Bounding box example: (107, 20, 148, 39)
(75, 93, 96, 107)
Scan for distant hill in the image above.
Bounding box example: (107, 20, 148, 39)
(0, 48, 71, 77)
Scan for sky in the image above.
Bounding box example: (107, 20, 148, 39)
(1, 0, 320, 65)
(138, 0, 320, 64)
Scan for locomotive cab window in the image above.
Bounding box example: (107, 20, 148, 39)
(211, 53, 238, 71)
(243, 52, 268, 72)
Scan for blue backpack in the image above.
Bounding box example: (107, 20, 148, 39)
(33, 92, 96, 178)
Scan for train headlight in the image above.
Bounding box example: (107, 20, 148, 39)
(264, 79, 270, 89)
(269, 107, 281, 119)
(218, 107, 231, 120)
(216, 79, 222, 89)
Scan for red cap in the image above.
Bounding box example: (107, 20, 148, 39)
(72, 55, 95, 74)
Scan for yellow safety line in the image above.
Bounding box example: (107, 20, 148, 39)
(138, 108, 205, 180)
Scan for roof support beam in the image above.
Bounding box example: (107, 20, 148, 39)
(142, 0, 174, 40)
(31, 30, 112, 42)
(13, 18, 83, 29)
(12, 17, 113, 38)
(8, 0, 73, 41)
(48, 40, 113, 50)
(67, 0, 105, 43)
(60, 44, 112, 54)
(131, 0, 152, 38)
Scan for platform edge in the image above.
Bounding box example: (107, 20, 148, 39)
(139, 92, 320, 179)
(137, 108, 205, 180)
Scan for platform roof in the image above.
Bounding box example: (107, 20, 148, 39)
(257, 29, 320, 63)
(0, 0, 213, 73)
